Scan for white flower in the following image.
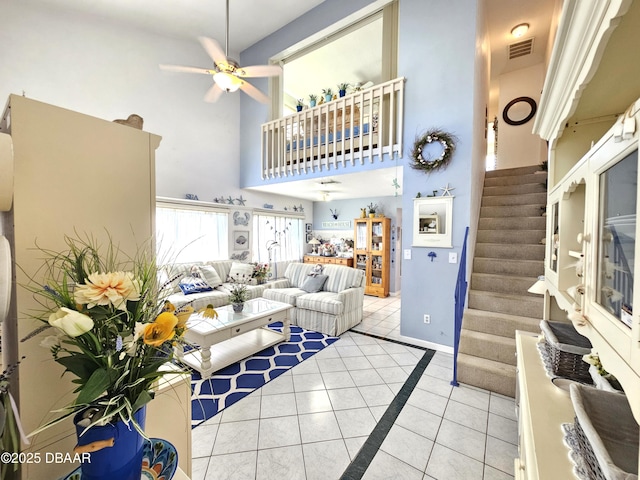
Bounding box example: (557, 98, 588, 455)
(48, 308, 94, 337)
(74, 271, 142, 311)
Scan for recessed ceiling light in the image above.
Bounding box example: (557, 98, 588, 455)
(511, 23, 530, 38)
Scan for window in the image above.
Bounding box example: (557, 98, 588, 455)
(156, 201, 228, 263)
(252, 213, 304, 264)
(270, 1, 397, 117)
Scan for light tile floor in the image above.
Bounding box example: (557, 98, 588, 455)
(191, 295, 517, 480)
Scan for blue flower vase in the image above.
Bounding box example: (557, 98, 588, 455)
(339, 89, 346, 97)
(74, 406, 146, 480)
(309, 99, 317, 107)
(324, 94, 332, 102)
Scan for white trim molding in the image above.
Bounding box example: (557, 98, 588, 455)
(533, 0, 633, 143)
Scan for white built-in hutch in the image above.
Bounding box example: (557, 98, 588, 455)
(517, 0, 640, 478)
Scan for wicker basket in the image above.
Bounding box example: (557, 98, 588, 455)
(540, 320, 592, 383)
(570, 384, 638, 480)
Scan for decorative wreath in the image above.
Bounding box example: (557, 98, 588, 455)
(410, 129, 457, 173)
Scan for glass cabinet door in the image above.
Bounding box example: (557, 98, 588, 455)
(550, 202, 559, 272)
(356, 221, 368, 250)
(370, 220, 384, 251)
(596, 150, 637, 327)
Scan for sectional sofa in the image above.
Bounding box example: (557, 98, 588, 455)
(263, 262, 365, 336)
(161, 260, 267, 311)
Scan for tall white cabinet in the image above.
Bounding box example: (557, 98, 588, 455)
(518, 0, 640, 477)
(0, 96, 189, 479)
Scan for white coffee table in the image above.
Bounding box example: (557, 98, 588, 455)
(176, 298, 292, 377)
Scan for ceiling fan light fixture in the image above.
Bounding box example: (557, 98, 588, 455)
(214, 71, 242, 92)
(511, 23, 529, 38)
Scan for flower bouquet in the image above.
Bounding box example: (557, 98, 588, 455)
(26, 234, 191, 439)
(250, 262, 270, 284)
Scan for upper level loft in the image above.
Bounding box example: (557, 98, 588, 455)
(261, 77, 405, 179)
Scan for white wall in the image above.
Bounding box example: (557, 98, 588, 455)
(0, 1, 309, 214)
(497, 63, 547, 168)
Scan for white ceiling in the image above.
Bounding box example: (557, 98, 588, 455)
(23, 0, 557, 202)
(21, 0, 327, 52)
(247, 167, 403, 201)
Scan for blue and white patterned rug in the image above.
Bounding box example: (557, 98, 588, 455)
(190, 322, 339, 427)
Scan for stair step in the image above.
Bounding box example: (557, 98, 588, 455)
(478, 216, 546, 231)
(485, 172, 547, 187)
(480, 204, 545, 218)
(459, 330, 517, 365)
(456, 353, 516, 397)
(485, 165, 543, 177)
(476, 229, 545, 245)
(481, 192, 547, 207)
(473, 257, 544, 277)
(470, 272, 541, 296)
(475, 243, 544, 261)
(483, 183, 546, 196)
(468, 290, 544, 318)
(462, 308, 541, 337)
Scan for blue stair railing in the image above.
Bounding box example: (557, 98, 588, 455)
(451, 226, 469, 387)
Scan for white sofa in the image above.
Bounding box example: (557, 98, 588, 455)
(263, 262, 365, 336)
(161, 260, 267, 311)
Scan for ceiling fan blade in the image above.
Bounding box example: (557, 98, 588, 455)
(240, 81, 269, 104)
(238, 65, 283, 78)
(159, 64, 214, 75)
(198, 36, 227, 67)
(204, 83, 224, 103)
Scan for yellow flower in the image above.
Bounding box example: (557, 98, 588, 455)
(198, 304, 219, 319)
(48, 307, 94, 337)
(74, 271, 141, 311)
(162, 301, 176, 312)
(176, 306, 194, 329)
(143, 312, 178, 347)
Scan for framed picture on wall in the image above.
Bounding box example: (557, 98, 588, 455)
(305, 223, 312, 233)
(233, 231, 249, 250)
(306, 233, 313, 243)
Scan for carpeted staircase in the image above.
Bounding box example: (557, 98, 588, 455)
(457, 165, 546, 397)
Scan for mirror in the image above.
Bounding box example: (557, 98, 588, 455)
(412, 196, 453, 248)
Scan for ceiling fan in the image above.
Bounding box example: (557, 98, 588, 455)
(159, 0, 282, 103)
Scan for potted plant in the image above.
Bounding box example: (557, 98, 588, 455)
(295, 99, 304, 112)
(322, 88, 333, 102)
(251, 262, 270, 285)
(337, 83, 349, 97)
(367, 202, 378, 218)
(228, 273, 249, 312)
(308, 94, 318, 108)
(25, 234, 192, 480)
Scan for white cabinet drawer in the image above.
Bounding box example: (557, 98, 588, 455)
(230, 310, 287, 337)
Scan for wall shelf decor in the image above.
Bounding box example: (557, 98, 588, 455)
(412, 196, 454, 248)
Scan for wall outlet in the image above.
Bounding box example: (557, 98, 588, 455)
(404, 249, 412, 260)
(423, 314, 430, 324)
(449, 252, 458, 263)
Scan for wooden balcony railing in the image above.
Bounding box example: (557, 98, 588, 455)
(261, 77, 405, 179)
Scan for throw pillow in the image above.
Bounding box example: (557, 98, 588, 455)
(301, 274, 328, 293)
(227, 262, 254, 283)
(178, 276, 213, 295)
(196, 265, 223, 288)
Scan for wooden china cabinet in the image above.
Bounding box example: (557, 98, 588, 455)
(354, 217, 390, 297)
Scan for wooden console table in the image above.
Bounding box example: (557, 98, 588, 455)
(303, 255, 353, 267)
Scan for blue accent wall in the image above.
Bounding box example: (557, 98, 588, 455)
(397, 0, 478, 347)
(240, 0, 483, 348)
